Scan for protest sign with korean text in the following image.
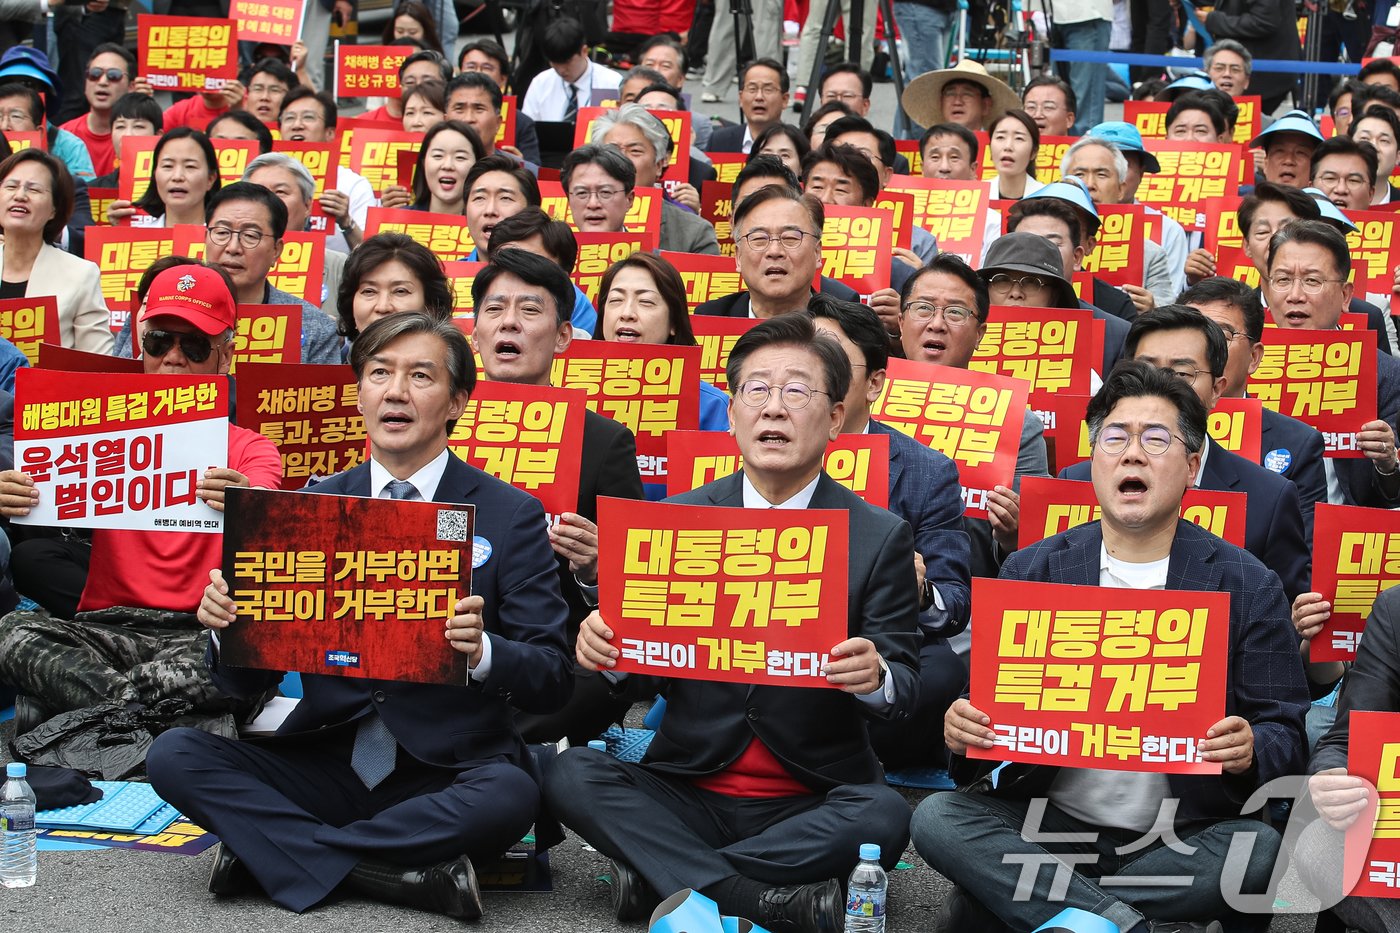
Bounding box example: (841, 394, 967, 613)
(969, 578, 1229, 773)
(213, 139, 259, 188)
(364, 206, 474, 259)
(117, 135, 160, 204)
(1248, 328, 1377, 456)
(688, 315, 757, 391)
(2, 130, 43, 154)
(870, 190, 914, 252)
(0, 297, 59, 366)
(13, 370, 228, 532)
(708, 153, 748, 184)
(334, 43, 411, 98)
(1200, 196, 1244, 253)
(1029, 390, 1092, 475)
(1016, 476, 1247, 549)
(1342, 210, 1400, 306)
(1139, 141, 1244, 230)
(572, 232, 652, 305)
(235, 363, 363, 490)
(970, 306, 1094, 394)
(1344, 710, 1400, 898)
(85, 227, 175, 306)
(662, 251, 743, 310)
(87, 186, 117, 227)
(220, 487, 473, 684)
(232, 304, 302, 372)
(348, 129, 422, 196)
(665, 431, 889, 506)
(138, 15, 236, 92)
(1214, 245, 1260, 288)
(597, 496, 849, 686)
(1208, 396, 1263, 463)
(1310, 504, 1400, 661)
(870, 358, 1027, 518)
(1080, 203, 1146, 287)
(442, 260, 485, 320)
(537, 181, 663, 250)
(448, 381, 586, 520)
(700, 180, 735, 257)
(820, 204, 894, 300)
(232, 0, 305, 44)
(885, 175, 988, 264)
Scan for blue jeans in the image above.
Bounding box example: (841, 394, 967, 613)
(912, 790, 1281, 931)
(1059, 17, 1111, 135)
(893, 2, 954, 139)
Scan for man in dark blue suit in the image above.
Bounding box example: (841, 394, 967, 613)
(1060, 305, 1311, 604)
(547, 314, 920, 933)
(146, 313, 574, 919)
(808, 295, 972, 768)
(913, 361, 1310, 932)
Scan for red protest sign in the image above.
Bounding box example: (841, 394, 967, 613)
(231, 0, 305, 44)
(232, 304, 302, 372)
(38, 344, 143, 374)
(1080, 203, 1146, 288)
(549, 342, 702, 484)
(348, 128, 422, 196)
(117, 134, 160, 204)
(1125, 100, 1170, 140)
(870, 357, 1027, 518)
(2, 130, 45, 154)
(1208, 396, 1263, 464)
(968, 577, 1230, 774)
(884, 175, 988, 264)
(496, 95, 518, 148)
(442, 260, 485, 322)
(1200, 196, 1245, 253)
(700, 180, 735, 257)
(537, 181, 663, 251)
(1248, 328, 1378, 456)
(334, 42, 411, 98)
(213, 139, 259, 187)
(1140, 140, 1244, 230)
(86, 186, 117, 227)
(870, 190, 914, 252)
(219, 487, 473, 684)
(1016, 476, 1248, 550)
(13, 369, 228, 532)
(1342, 210, 1400, 305)
(707, 152, 748, 184)
(85, 227, 175, 307)
(970, 306, 1095, 394)
(138, 15, 237, 92)
(1345, 710, 1400, 898)
(688, 315, 757, 391)
(268, 232, 327, 306)
(234, 363, 364, 490)
(572, 232, 651, 306)
(364, 206, 475, 259)
(597, 496, 849, 687)
(1214, 245, 1260, 289)
(0, 297, 59, 366)
(1028, 390, 1092, 476)
(664, 431, 889, 506)
(1310, 503, 1400, 661)
(662, 251, 744, 310)
(820, 204, 894, 300)
(273, 141, 336, 234)
(448, 381, 587, 519)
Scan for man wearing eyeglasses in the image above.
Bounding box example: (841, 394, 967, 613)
(202, 182, 342, 365)
(361, 50, 453, 125)
(57, 43, 134, 177)
(1060, 305, 1312, 604)
(0, 263, 283, 736)
(549, 312, 919, 932)
(1204, 40, 1252, 97)
(561, 144, 636, 236)
(916, 358, 1309, 933)
(696, 186, 830, 319)
(1262, 219, 1400, 511)
(1020, 76, 1077, 138)
(1309, 136, 1379, 213)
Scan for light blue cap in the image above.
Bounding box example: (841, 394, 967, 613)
(1250, 110, 1325, 149)
(1089, 122, 1162, 174)
(1302, 187, 1359, 232)
(859, 843, 881, 861)
(5, 762, 25, 778)
(1023, 176, 1102, 236)
(1160, 72, 1215, 101)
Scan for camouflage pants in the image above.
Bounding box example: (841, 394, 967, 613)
(0, 606, 240, 715)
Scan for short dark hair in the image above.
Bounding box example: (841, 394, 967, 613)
(802, 101, 855, 141)
(411, 121, 486, 207)
(732, 154, 801, 205)
(824, 115, 894, 168)
(1086, 359, 1209, 454)
(1330, 79, 1360, 115)
(473, 245, 577, 327)
(485, 207, 579, 273)
(805, 293, 888, 371)
(465, 152, 541, 206)
(561, 143, 636, 193)
(1359, 58, 1400, 85)
(87, 42, 136, 77)
(921, 122, 979, 164)
(0, 84, 42, 126)
(111, 91, 164, 131)
(0, 150, 73, 243)
(635, 82, 683, 108)
(1311, 135, 1379, 187)
(206, 110, 274, 153)
(402, 81, 447, 118)
(1124, 304, 1228, 379)
(138, 127, 220, 217)
(732, 184, 824, 235)
(1166, 91, 1228, 137)
(242, 56, 296, 90)
(726, 312, 851, 402)
(741, 58, 789, 94)
(1178, 276, 1266, 343)
(351, 312, 476, 431)
(1007, 196, 1084, 248)
(458, 38, 510, 75)
(400, 49, 452, 85)
(1266, 218, 1351, 279)
(621, 67, 668, 93)
(1349, 105, 1400, 147)
(280, 86, 337, 129)
(1135, 78, 1168, 101)
(635, 33, 689, 74)
(801, 143, 881, 201)
(1022, 74, 1077, 116)
(337, 232, 453, 338)
(820, 63, 872, 100)
(447, 70, 503, 110)
(595, 252, 694, 345)
(1238, 181, 1319, 235)
(902, 253, 990, 322)
(990, 109, 1041, 177)
(207, 180, 289, 239)
(750, 123, 810, 165)
(541, 18, 588, 63)
(1352, 80, 1400, 114)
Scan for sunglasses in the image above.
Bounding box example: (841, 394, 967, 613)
(86, 67, 127, 83)
(141, 329, 219, 363)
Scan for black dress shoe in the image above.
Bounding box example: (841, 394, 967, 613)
(756, 878, 844, 933)
(13, 695, 51, 735)
(346, 855, 483, 920)
(608, 857, 658, 922)
(208, 843, 256, 896)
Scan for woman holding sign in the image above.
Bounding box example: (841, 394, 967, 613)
(0, 149, 112, 354)
(107, 127, 221, 229)
(986, 109, 1043, 202)
(379, 121, 485, 216)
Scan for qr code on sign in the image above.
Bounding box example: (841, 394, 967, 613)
(437, 509, 470, 542)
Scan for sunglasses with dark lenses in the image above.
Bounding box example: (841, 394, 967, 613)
(142, 329, 217, 363)
(86, 67, 127, 83)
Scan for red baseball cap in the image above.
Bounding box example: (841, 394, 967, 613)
(139, 265, 237, 335)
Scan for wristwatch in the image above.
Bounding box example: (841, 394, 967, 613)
(919, 575, 937, 611)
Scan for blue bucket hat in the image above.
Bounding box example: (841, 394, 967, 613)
(1249, 109, 1324, 150)
(1303, 187, 1359, 233)
(1089, 121, 1162, 174)
(0, 46, 62, 121)
(1023, 177, 1102, 237)
(1159, 72, 1214, 102)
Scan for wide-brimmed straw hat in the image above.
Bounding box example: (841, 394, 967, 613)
(902, 59, 1020, 129)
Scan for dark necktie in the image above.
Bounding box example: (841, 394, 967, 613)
(564, 82, 579, 123)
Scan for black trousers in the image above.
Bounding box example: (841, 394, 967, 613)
(544, 747, 911, 897)
(12, 535, 90, 620)
(515, 665, 632, 746)
(147, 725, 539, 913)
(869, 638, 966, 769)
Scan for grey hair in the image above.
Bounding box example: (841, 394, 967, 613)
(243, 152, 316, 204)
(1204, 39, 1252, 76)
(1061, 137, 1129, 185)
(590, 102, 672, 170)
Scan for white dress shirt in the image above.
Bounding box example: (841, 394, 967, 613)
(521, 60, 623, 122)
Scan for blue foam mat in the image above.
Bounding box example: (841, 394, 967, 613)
(595, 726, 656, 763)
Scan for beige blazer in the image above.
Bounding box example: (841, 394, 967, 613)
(0, 242, 114, 355)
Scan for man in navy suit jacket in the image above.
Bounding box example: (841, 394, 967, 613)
(147, 313, 573, 920)
(1060, 306, 1312, 603)
(913, 361, 1309, 932)
(808, 296, 972, 769)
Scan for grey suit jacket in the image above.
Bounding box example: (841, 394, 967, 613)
(659, 199, 721, 255)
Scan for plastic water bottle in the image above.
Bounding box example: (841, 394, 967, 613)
(1, 762, 37, 888)
(843, 843, 886, 932)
